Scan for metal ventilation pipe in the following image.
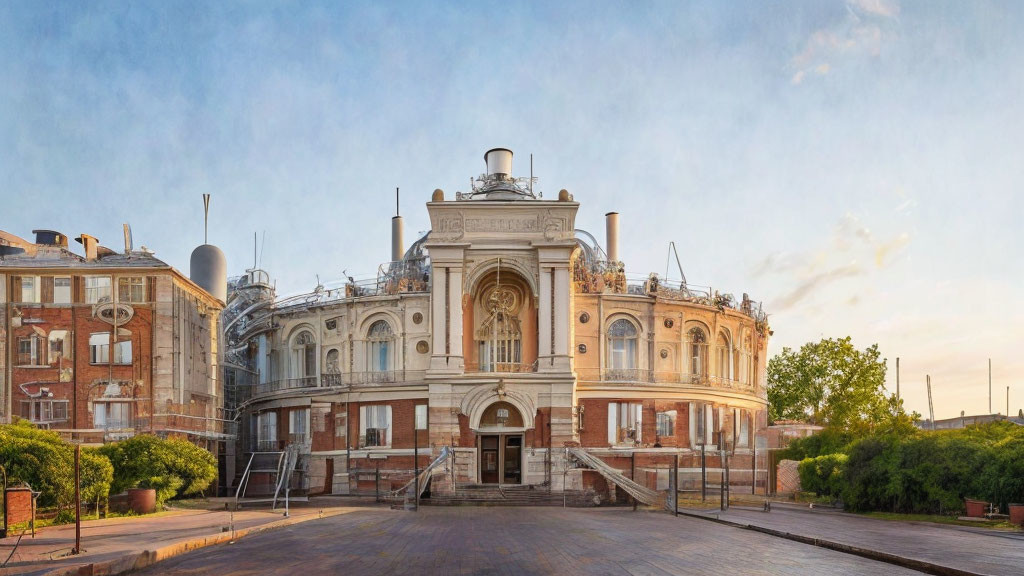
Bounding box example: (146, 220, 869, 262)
(605, 212, 620, 263)
(392, 215, 404, 262)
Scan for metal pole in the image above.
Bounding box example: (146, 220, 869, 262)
(414, 425, 419, 512)
(631, 452, 637, 511)
(673, 454, 679, 517)
(751, 442, 756, 495)
(700, 444, 706, 501)
(720, 450, 726, 511)
(375, 465, 380, 503)
(73, 444, 81, 554)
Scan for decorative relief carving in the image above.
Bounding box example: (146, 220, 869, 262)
(432, 210, 573, 241)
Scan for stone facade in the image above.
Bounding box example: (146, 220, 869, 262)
(0, 230, 224, 451)
(229, 149, 770, 499)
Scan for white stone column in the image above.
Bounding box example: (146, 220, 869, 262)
(553, 265, 570, 357)
(448, 265, 464, 366)
(429, 263, 447, 371)
(538, 266, 553, 361)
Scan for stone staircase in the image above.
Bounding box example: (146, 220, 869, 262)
(423, 484, 592, 507)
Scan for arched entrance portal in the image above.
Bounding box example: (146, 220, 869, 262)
(477, 401, 525, 484)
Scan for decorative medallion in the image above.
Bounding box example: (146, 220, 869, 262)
(660, 348, 669, 359)
(578, 343, 588, 354)
(664, 318, 674, 328)
(412, 312, 423, 325)
(579, 312, 590, 324)
(325, 319, 337, 330)
(416, 340, 429, 354)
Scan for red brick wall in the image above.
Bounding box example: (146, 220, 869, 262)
(4, 489, 33, 525)
(347, 399, 428, 449)
(10, 304, 154, 430)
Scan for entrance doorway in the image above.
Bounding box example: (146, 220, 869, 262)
(478, 434, 522, 484)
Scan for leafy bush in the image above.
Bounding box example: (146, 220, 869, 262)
(0, 421, 112, 509)
(840, 422, 1024, 514)
(798, 453, 847, 498)
(98, 435, 216, 503)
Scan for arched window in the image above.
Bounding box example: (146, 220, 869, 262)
(688, 327, 708, 377)
(607, 318, 639, 375)
(477, 287, 522, 372)
(290, 330, 316, 378)
(367, 320, 394, 373)
(740, 334, 752, 384)
(716, 331, 731, 380)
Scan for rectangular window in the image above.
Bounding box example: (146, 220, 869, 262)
(85, 276, 112, 303)
(90, 333, 110, 364)
(607, 401, 642, 445)
(288, 408, 310, 444)
(53, 277, 72, 304)
(94, 401, 132, 429)
(18, 400, 69, 423)
(258, 411, 278, 449)
(415, 404, 428, 430)
(334, 413, 346, 438)
(17, 336, 47, 366)
(48, 330, 68, 364)
(735, 409, 750, 448)
(21, 276, 39, 303)
(360, 404, 392, 447)
(118, 277, 146, 302)
(692, 403, 718, 447)
(656, 410, 676, 438)
(113, 338, 132, 364)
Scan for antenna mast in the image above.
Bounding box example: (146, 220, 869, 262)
(926, 375, 935, 430)
(396, 187, 400, 216)
(202, 194, 211, 244)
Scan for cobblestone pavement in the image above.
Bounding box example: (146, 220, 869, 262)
(135, 506, 925, 575)
(712, 505, 1024, 576)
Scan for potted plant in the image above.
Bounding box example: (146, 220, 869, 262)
(1009, 503, 1024, 526)
(964, 498, 987, 518)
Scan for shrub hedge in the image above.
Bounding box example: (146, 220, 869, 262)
(788, 421, 1024, 514)
(98, 435, 217, 503)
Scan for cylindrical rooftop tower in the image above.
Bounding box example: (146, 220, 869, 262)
(190, 244, 227, 302)
(484, 148, 513, 179)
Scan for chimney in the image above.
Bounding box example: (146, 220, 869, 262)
(391, 187, 404, 262)
(392, 216, 404, 262)
(32, 229, 68, 248)
(484, 148, 513, 180)
(76, 234, 98, 261)
(605, 212, 619, 263)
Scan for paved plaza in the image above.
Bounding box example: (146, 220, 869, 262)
(133, 506, 926, 576)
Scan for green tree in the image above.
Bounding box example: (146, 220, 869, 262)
(767, 337, 909, 433)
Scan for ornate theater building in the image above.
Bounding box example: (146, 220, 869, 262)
(227, 149, 770, 503)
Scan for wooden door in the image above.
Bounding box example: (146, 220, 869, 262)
(480, 436, 499, 483)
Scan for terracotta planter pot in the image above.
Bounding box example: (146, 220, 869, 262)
(126, 488, 157, 514)
(1009, 504, 1024, 526)
(964, 498, 987, 518)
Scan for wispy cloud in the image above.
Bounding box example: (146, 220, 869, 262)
(757, 212, 911, 311)
(772, 262, 863, 311)
(789, 0, 899, 84)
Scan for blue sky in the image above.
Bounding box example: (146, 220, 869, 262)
(2, 1, 1021, 419)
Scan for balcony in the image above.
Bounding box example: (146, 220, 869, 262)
(575, 368, 760, 394)
(463, 361, 538, 374)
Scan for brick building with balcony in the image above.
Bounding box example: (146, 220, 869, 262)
(227, 149, 770, 503)
(0, 228, 226, 453)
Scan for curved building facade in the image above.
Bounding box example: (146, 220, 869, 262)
(227, 149, 770, 501)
